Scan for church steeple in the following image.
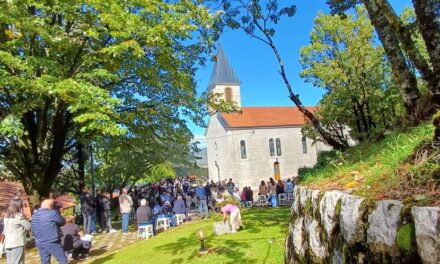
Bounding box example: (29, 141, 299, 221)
(208, 46, 241, 110)
(208, 45, 240, 90)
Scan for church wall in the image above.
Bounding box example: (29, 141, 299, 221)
(227, 126, 330, 190)
(206, 114, 233, 183)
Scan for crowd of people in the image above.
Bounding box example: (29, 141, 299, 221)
(0, 176, 296, 263)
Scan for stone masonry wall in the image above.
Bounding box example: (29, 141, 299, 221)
(285, 186, 440, 264)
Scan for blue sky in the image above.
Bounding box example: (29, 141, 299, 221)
(190, 0, 413, 144)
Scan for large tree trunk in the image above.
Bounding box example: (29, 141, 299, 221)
(363, 0, 422, 122)
(412, 0, 440, 105)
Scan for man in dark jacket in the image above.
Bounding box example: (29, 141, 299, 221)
(98, 190, 115, 233)
(32, 199, 67, 264)
(79, 186, 95, 234)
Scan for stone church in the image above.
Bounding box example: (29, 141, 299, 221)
(205, 46, 330, 189)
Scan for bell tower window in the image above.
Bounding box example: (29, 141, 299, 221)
(225, 87, 233, 102)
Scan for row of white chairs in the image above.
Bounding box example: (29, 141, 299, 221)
(255, 192, 294, 206)
(137, 214, 186, 240)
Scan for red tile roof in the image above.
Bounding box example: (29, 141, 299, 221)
(0, 181, 76, 218)
(0, 181, 31, 218)
(219, 106, 317, 128)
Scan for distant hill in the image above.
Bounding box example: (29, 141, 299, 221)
(193, 147, 208, 168)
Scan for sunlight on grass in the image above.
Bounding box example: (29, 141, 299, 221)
(89, 208, 290, 264)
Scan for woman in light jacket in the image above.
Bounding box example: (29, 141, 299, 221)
(3, 198, 31, 264)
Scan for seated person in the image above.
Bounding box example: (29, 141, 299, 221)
(161, 201, 176, 226)
(173, 194, 187, 220)
(61, 215, 91, 259)
(136, 199, 155, 234)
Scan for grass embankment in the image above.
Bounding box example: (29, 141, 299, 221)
(300, 123, 439, 206)
(90, 208, 290, 264)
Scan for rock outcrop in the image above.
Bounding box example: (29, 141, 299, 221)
(285, 186, 439, 263)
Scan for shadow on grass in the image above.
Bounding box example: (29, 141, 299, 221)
(90, 208, 290, 264)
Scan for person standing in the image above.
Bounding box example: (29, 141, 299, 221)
(3, 198, 31, 264)
(119, 188, 133, 234)
(195, 182, 208, 218)
(226, 178, 235, 195)
(98, 190, 115, 234)
(31, 199, 67, 264)
(79, 187, 95, 235)
(268, 178, 277, 208)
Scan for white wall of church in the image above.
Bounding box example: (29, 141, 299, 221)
(208, 125, 331, 190)
(206, 114, 233, 184)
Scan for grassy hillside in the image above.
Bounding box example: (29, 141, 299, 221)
(299, 124, 439, 206)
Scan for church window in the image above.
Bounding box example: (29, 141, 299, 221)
(276, 138, 282, 156)
(302, 136, 308, 154)
(240, 140, 247, 159)
(225, 87, 233, 102)
(269, 138, 275, 157)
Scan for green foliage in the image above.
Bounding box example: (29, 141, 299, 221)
(217, 196, 240, 210)
(396, 224, 416, 252)
(0, 0, 217, 195)
(300, 7, 404, 142)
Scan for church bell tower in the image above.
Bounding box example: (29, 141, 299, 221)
(208, 45, 241, 113)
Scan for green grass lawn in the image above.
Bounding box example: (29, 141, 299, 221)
(90, 207, 290, 264)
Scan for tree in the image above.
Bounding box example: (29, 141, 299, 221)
(300, 8, 403, 141)
(326, 0, 440, 123)
(216, 0, 348, 149)
(0, 0, 216, 197)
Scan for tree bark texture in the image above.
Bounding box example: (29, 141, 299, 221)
(363, 0, 422, 121)
(412, 0, 440, 104)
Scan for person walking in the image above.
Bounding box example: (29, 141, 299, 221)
(119, 188, 133, 234)
(31, 199, 68, 264)
(3, 198, 31, 264)
(195, 182, 209, 218)
(79, 187, 95, 235)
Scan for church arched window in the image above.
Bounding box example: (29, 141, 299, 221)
(240, 140, 247, 159)
(302, 136, 308, 154)
(276, 138, 282, 156)
(225, 87, 233, 102)
(269, 138, 275, 157)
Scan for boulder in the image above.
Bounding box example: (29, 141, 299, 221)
(340, 194, 364, 244)
(292, 217, 307, 256)
(292, 186, 302, 216)
(412, 207, 440, 264)
(367, 200, 403, 255)
(305, 216, 328, 259)
(319, 191, 344, 237)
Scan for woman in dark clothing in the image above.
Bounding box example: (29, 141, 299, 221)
(276, 180, 285, 195)
(61, 216, 91, 260)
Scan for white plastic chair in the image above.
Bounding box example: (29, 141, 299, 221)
(257, 195, 268, 206)
(245, 201, 253, 208)
(156, 217, 171, 231)
(137, 224, 154, 240)
(286, 192, 294, 201)
(278, 193, 287, 204)
(175, 214, 185, 226)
